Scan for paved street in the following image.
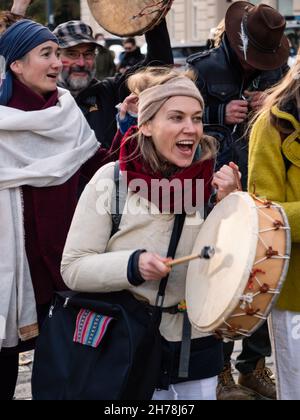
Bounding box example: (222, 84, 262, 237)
(15, 352, 33, 401)
(15, 345, 275, 400)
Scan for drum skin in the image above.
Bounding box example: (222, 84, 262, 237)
(186, 192, 291, 340)
(87, 0, 174, 37)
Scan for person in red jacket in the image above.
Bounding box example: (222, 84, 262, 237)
(0, 19, 115, 400)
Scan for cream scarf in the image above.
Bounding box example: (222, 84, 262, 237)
(0, 88, 99, 350)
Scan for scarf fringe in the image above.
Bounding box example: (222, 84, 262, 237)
(19, 324, 40, 342)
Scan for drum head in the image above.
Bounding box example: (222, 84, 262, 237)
(87, 0, 170, 37)
(186, 192, 259, 333)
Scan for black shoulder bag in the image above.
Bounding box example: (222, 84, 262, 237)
(32, 163, 186, 400)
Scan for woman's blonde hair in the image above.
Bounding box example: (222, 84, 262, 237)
(254, 53, 300, 135)
(126, 67, 217, 174)
(214, 19, 225, 48)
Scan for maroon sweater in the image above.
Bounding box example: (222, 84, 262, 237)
(8, 80, 117, 304)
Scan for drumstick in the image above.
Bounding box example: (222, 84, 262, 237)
(166, 246, 215, 268)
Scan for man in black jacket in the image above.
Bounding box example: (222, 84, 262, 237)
(52, 20, 172, 149)
(188, 1, 289, 189)
(188, 1, 290, 400)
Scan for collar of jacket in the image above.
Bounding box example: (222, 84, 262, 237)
(222, 35, 242, 70)
(222, 35, 259, 87)
(272, 105, 300, 168)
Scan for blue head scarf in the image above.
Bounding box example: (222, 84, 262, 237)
(0, 19, 58, 105)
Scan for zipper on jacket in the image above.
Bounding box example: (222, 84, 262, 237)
(49, 297, 58, 318)
(49, 304, 55, 318)
(63, 297, 70, 308)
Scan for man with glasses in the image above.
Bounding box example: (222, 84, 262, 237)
(53, 20, 173, 149)
(53, 22, 100, 98)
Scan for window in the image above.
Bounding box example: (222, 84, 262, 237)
(278, 0, 293, 16)
(246, 0, 293, 16)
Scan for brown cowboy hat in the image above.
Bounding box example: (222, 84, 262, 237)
(225, 1, 290, 71)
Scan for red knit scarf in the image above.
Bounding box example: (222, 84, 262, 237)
(8, 78, 58, 111)
(119, 127, 214, 214)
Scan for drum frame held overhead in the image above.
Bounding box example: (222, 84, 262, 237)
(87, 0, 174, 37)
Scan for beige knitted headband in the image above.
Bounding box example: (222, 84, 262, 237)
(138, 76, 204, 127)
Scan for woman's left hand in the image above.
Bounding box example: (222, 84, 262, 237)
(212, 162, 242, 201)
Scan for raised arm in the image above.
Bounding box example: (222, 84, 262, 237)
(144, 18, 173, 66)
(111, 18, 173, 103)
(11, 0, 32, 15)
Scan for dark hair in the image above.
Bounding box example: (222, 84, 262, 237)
(124, 37, 136, 46)
(0, 11, 24, 34)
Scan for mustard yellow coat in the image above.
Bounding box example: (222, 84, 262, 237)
(248, 106, 300, 311)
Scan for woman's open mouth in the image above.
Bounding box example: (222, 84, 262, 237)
(176, 140, 195, 156)
(47, 73, 58, 80)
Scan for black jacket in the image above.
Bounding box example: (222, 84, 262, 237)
(75, 20, 173, 149)
(187, 36, 289, 187)
(118, 47, 145, 72)
(187, 36, 288, 127)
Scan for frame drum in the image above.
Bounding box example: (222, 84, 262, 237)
(186, 192, 291, 340)
(87, 0, 174, 37)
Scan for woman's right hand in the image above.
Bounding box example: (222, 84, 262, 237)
(212, 162, 241, 201)
(138, 252, 171, 282)
(119, 94, 138, 120)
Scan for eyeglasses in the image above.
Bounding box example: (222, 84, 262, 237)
(64, 50, 96, 60)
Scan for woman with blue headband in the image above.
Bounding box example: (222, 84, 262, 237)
(0, 19, 113, 399)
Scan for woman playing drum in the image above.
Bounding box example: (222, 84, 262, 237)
(61, 67, 240, 400)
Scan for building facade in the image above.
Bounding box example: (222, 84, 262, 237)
(80, 0, 300, 44)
